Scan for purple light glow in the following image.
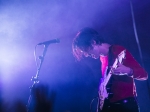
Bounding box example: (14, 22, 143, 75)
(0, 0, 149, 112)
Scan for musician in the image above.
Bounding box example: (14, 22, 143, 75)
(72, 27, 148, 112)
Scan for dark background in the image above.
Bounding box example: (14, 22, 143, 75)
(0, 0, 150, 112)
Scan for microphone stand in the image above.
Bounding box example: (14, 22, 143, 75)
(27, 44, 49, 112)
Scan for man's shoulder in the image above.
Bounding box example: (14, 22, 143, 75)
(112, 45, 125, 49)
(112, 45, 126, 50)
(111, 45, 126, 55)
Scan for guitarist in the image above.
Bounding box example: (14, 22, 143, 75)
(72, 27, 148, 112)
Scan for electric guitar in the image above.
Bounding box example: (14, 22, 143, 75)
(99, 50, 126, 110)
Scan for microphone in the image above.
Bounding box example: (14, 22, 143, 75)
(38, 38, 60, 45)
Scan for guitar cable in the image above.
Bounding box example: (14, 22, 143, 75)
(90, 96, 100, 112)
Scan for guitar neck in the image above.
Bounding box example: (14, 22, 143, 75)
(103, 50, 126, 86)
(103, 58, 118, 86)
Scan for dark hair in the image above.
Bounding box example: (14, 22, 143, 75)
(72, 27, 104, 61)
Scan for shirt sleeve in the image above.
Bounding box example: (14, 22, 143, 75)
(117, 46, 148, 80)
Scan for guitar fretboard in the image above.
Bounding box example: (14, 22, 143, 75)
(103, 50, 126, 86)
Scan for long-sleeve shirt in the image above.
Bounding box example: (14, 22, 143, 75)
(100, 45, 148, 102)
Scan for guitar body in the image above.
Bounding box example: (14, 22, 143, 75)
(99, 79, 113, 112)
(100, 82, 113, 112)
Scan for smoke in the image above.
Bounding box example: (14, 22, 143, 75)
(1, 0, 149, 112)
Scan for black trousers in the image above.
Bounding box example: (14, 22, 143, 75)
(101, 97, 140, 112)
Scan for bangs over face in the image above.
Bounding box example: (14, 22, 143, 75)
(72, 27, 103, 61)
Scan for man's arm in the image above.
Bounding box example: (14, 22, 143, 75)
(112, 45, 148, 80)
(123, 49, 148, 80)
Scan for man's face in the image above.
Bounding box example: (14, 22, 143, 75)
(85, 44, 102, 59)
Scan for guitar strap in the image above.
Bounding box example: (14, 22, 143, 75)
(106, 45, 114, 98)
(107, 45, 114, 77)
